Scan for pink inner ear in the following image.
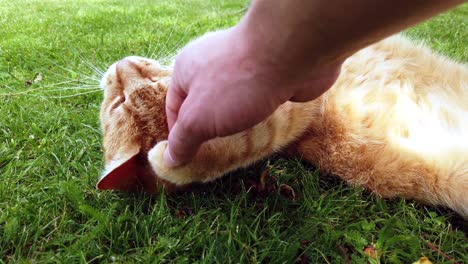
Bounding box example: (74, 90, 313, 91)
(97, 155, 141, 192)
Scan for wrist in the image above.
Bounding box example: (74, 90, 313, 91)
(229, 22, 292, 100)
(231, 16, 344, 101)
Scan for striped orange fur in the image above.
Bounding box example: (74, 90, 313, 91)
(98, 35, 468, 218)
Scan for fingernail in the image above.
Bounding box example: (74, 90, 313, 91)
(163, 148, 179, 168)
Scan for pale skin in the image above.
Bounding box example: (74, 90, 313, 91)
(164, 0, 466, 167)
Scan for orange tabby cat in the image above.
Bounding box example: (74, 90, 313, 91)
(97, 35, 468, 218)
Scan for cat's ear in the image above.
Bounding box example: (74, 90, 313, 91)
(96, 150, 141, 192)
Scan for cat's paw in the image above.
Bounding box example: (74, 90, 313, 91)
(148, 141, 197, 185)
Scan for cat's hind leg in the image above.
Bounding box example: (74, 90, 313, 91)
(295, 133, 468, 218)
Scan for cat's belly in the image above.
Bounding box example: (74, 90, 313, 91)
(327, 35, 468, 181)
(342, 83, 468, 173)
(295, 82, 468, 216)
(294, 37, 468, 216)
(386, 90, 467, 169)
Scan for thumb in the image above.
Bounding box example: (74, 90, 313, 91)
(163, 114, 206, 168)
(166, 75, 186, 132)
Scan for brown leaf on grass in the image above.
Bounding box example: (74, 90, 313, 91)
(279, 184, 296, 201)
(300, 240, 311, 247)
(174, 207, 193, 219)
(363, 245, 378, 259)
(174, 210, 185, 219)
(246, 168, 278, 200)
(258, 168, 269, 192)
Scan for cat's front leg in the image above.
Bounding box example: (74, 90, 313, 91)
(147, 134, 262, 185)
(147, 102, 313, 185)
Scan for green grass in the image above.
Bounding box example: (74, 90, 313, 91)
(0, 0, 466, 263)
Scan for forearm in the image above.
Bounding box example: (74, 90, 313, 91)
(238, 0, 465, 72)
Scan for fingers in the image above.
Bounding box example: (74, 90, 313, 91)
(164, 52, 208, 168)
(163, 113, 206, 168)
(166, 77, 186, 132)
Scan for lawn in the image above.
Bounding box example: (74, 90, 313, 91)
(0, 0, 467, 263)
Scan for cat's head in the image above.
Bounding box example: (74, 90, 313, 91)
(97, 56, 176, 193)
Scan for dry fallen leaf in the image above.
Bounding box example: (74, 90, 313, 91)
(174, 207, 193, 219)
(174, 210, 185, 219)
(279, 184, 296, 201)
(363, 245, 378, 259)
(258, 168, 269, 192)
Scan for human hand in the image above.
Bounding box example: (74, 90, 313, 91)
(164, 25, 341, 167)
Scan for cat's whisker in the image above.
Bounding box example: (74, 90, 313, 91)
(0, 82, 101, 96)
(75, 51, 106, 78)
(42, 79, 83, 87)
(153, 36, 184, 63)
(156, 12, 230, 62)
(149, 21, 173, 59)
(0, 89, 43, 97)
(45, 52, 105, 88)
(149, 42, 161, 61)
(49, 71, 101, 85)
(154, 14, 181, 61)
(145, 41, 154, 58)
(48, 60, 101, 83)
(40, 86, 100, 92)
(0, 82, 67, 97)
(154, 38, 171, 62)
(0, 86, 100, 97)
(53, 67, 102, 83)
(83, 63, 105, 78)
(80, 56, 106, 77)
(148, 27, 167, 60)
(158, 32, 191, 64)
(46, 80, 99, 91)
(152, 33, 169, 60)
(3, 56, 102, 98)
(34, 89, 102, 99)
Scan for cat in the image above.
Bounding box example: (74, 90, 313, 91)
(97, 34, 468, 218)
